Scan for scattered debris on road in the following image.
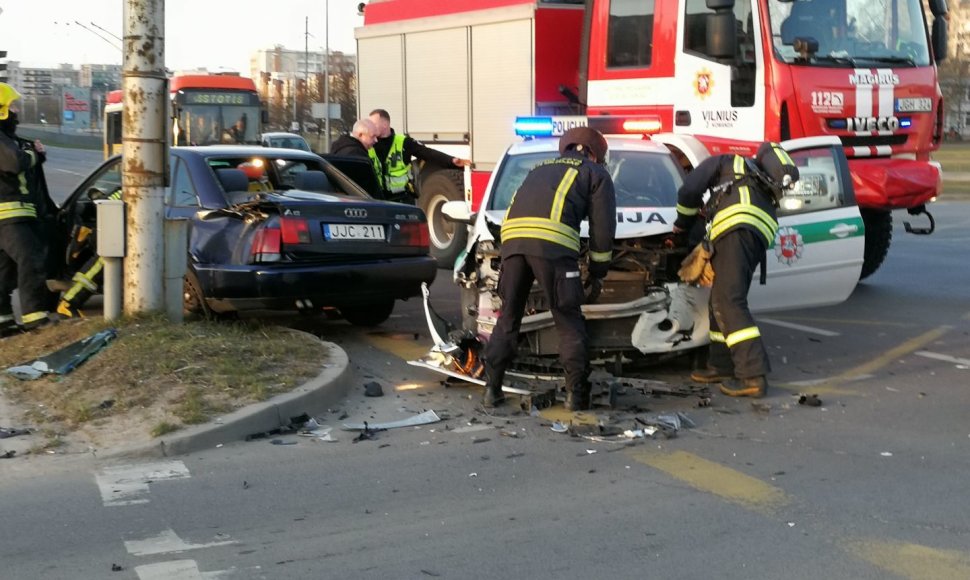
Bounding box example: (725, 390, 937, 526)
(364, 381, 385, 397)
(797, 393, 823, 407)
(0, 427, 30, 439)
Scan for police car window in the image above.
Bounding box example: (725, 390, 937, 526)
(776, 147, 847, 216)
(489, 152, 550, 211)
(170, 158, 199, 207)
(607, 0, 655, 68)
(608, 151, 682, 207)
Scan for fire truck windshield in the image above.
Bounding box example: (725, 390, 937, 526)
(768, 0, 931, 67)
(174, 90, 261, 146)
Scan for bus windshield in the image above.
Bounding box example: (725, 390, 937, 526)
(175, 90, 261, 145)
(768, 0, 931, 67)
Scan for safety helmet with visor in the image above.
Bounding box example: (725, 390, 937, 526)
(0, 82, 22, 121)
(754, 142, 799, 191)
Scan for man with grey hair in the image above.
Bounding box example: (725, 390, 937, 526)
(331, 118, 379, 159)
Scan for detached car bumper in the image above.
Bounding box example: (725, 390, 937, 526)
(194, 256, 438, 311)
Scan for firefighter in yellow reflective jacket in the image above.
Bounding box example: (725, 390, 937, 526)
(483, 127, 616, 411)
(58, 188, 122, 318)
(673, 142, 799, 398)
(0, 82, 50, 336)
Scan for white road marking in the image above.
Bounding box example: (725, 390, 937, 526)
(758, 318, 840, 337)
(49, 167, 87, 176)
(915, 351, 970, 367)
(124, 528, 235, 557)
(135, 560, 205, 580)
(95, 460, 190, 507)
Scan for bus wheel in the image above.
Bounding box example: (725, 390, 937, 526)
(419, 170, 468, 268)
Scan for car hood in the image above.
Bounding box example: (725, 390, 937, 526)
(482, 207, 678, 239)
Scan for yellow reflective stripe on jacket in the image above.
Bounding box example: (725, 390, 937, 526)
(0, 201, 37, 220)
(709, 331, 726, 343)
(733, 155, 746, 177)
(739, 184, 751, 205)
(549, 168, 578, 222)
(676, 204, 699, 216)
(726, 326, 761, 347)
(589, 250, 612, 263)
(501, 216, 581, 252)
(710, 202, 778, 242)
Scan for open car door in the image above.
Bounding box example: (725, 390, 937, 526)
(749, 137, 865, 312)
(321, 155, 384, 198)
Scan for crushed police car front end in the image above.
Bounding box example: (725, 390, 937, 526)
(448, 137, 711, 365)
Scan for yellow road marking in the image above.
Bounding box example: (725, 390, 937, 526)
(364, 334, 431, 362)
(628, 450, 789, 514)
(811, 326, 950, 392)
(848, 540, 970, 580)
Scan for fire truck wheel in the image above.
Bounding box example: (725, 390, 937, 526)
(860, 208, 893, 280)
(419, 170, 468, 268)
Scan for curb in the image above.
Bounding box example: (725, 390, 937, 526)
(104, 335, 355, 459)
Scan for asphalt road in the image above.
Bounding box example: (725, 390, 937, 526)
(1, 147, 968, 579)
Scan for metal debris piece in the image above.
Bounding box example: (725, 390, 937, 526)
(797, 394, 822, 407)
(342, 410, 442, 431)
(550, 421, 568, 433)
(0, 427, 30, 439)
(5, 329, 117, 380)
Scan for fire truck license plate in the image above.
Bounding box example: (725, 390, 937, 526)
(895, 98, 932, 113)
(324, 224, 385, 241)
(550, 116, 588, 136)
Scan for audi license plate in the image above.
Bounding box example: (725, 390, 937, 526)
(324, 224, 385, 241)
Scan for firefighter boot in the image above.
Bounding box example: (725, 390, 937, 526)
(57, 300, 85, 319)
(0, 316, 20, 338)
(565, 383, 593, 412)
(719, 376, 768, 398)
(482, 383, 506, 408)
(690, 366, 734, 384)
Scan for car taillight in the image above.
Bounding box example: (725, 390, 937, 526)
(280, 216, 311, 244)
(251, 227, 282, 262)
(400, 222, 430, 249)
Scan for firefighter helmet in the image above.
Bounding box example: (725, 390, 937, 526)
(755, 142, 799, 190)
(0, 83, 22, 121)
(559, 127, 608, 163)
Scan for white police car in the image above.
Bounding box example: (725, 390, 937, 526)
(414, 132, 864, 374)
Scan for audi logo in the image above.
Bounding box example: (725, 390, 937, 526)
(344, 208, 368, 218)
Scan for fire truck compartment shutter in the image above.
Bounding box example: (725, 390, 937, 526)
(472, 19, 533, 166)
(358, 35, 405, 131)
(406, 28, 470, 135)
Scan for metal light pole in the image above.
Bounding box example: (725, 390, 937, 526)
(122, 0, 166, 315)
(324, 0, 331, 151)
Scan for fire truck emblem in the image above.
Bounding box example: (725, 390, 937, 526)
(775, 226, 804, 265)
(694, 69, 714, 99)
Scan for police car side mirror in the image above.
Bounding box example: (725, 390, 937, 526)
(441, 200, 476, 225)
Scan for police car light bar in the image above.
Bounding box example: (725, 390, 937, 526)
(514, 116, 589, 137)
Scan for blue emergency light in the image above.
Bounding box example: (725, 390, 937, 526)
(514, 116, 555, 137)
(899, 117, 912, 128)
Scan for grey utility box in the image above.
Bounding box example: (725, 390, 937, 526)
(95, 199, 126, 258)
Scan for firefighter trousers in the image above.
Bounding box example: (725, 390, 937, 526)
(484, 254, 590, 394)
(0, 220, 50, 325)
(61, 254, 105, 313)
(707, 229, 771, 379)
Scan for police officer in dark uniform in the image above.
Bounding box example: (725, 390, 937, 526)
(672, 142, 799, 398)
(0, 82, 51, 335)
(483, 127, 616, 411)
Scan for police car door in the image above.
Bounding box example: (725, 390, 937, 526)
(748, 137, 864, 312)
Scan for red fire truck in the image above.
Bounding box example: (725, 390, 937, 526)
(356, 0, 948, 278)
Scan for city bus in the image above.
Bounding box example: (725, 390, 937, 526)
(103, 74, 265, 158)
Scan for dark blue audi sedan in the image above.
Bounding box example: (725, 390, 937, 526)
(53, 146, 437, 325)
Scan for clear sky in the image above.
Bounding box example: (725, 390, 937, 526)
(0, 0, 364, 73)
